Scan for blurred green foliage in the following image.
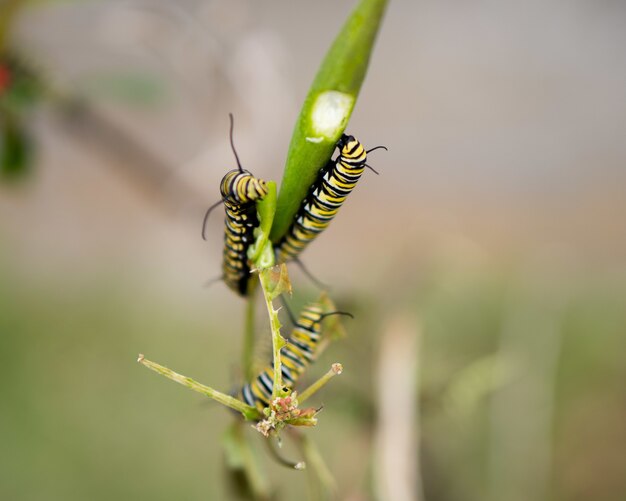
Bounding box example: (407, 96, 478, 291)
(76, 72, 167, 108)
(0, 52, 46, 179)
(1, 258, 624, 500)
(1, 115, 31, 179)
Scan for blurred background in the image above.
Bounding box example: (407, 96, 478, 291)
(1, 0, 625, 499)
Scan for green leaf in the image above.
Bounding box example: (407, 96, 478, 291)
(1, 116, 32, 179)
(222, 424, 245, 470)
(222, 423, 271, 499)
(270, 0, 388, 243)
(0, 52, 46, 114)
(260, 264, 292, 302)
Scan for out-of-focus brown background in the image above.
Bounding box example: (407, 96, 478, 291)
(1, 1, 625, 500)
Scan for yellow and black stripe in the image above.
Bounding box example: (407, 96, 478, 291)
(220, 169, 268, 295)
(201, 114, 268, 296)
(276, 134, 382, 262)
(239, 303, 349, 411)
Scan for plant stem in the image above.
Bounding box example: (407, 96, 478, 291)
(257, 266, 290, 400)
(298, 363, 343, 404)
(242, 290, 257, 382)
(242, 181, 277, 382)
(137, 354, 259, 420)
(265, 437, 306, 470)
(249, 181, 277, 266)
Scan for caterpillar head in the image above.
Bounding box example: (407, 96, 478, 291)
(337, 134, 368, 165)
(337, 134, 358, 154)
(220, 169, 268, 203)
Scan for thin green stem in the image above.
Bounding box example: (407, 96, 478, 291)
(242, 290, 257, 382)
(258, 266, 290, 400)
(137, 354, 260, 420)
(298, 363, 343, 405)
(265, 437, 306, 470)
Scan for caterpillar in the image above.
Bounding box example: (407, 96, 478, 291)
(201, 115, 268, 296)
(239, 303, 352, 411)
(276, 134, 386, 263)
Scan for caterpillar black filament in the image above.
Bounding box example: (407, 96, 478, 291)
(276, 134, 385, 263)
(201, 115, 268, 296)
(239, 303, 351, 411)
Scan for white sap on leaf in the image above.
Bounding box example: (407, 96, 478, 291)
(308, 90, 353, 141)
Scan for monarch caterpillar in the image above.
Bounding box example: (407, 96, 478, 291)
(239, 303, 352, 411)
(201, 115, 268, 296)
(276, 134, 386, 263)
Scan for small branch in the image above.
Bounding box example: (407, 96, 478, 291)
(137, 354, 259, 420)
(258, 266, 291, 400)
(242, 291, 257, 382)
(298, 363, 343, 405)
(265, 437, 306, 470)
